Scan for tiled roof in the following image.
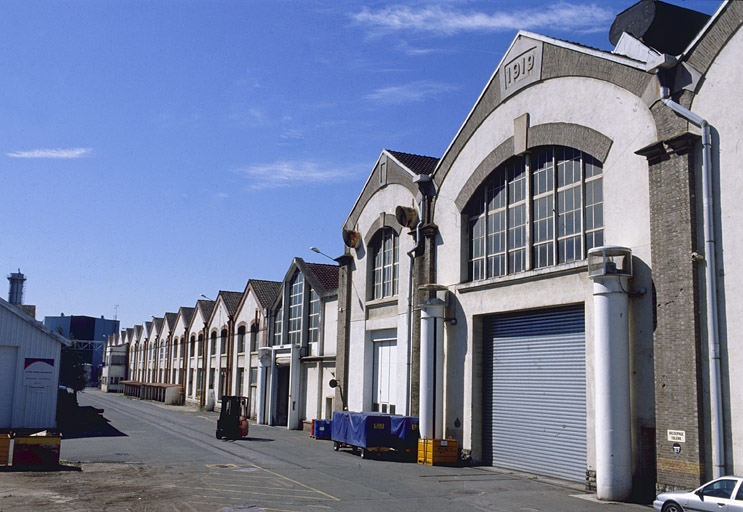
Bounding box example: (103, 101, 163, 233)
(196, 300, 216, 322)
(307, 263, 339, 292)
(164, 312, 178, 330)
(152, 317, 163, 337)
(179, 307, 195, 327)
(387, 150, 439, 175)
(219, 291, 244, 316)
(250, 280, 282, 309)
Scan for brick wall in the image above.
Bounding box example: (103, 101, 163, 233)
(643, 133, 706, 490)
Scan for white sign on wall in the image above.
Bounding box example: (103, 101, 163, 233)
(667, 430, 686, 443)
(23, 358, 55, 388)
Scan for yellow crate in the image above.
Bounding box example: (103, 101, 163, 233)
(13, 434, 61, 467)
(0, 434, 10, 466)
(417, 438, 458, 466)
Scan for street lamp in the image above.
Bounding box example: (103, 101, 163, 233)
(310, 246, 336, 262)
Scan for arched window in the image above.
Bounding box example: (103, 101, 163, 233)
(466, 146, 603, 281)
(237, 325, 246, 353)
(372, 228, 399, 299)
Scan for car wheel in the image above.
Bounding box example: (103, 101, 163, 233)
(662, 501, 684, 512)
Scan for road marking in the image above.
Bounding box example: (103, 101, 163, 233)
(247, 463, 340, 502)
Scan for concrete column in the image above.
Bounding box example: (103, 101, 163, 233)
(589, 246, 633, 501)
(257, 349, 271, 424)
(419, 297, 446, 439)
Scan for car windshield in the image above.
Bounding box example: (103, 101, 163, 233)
(701, 479, 739, 499)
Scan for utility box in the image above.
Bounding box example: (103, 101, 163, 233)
(417, 438, 458, 466)
(12, 433, 61, 467)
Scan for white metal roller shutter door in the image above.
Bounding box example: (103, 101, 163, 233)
(483, 305, 586, 482)
(0, 346, 18, 427)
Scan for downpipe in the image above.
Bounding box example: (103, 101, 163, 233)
(405, 194, 426, 415)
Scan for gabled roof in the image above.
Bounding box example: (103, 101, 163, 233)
(152, 317, 163, 339)
(163, 312, 178, 332)
(273, 258, 339, 309)
(188, 299, 216, 333)
(0, 297, 70, 346)
(344, 148, 439, 231)
(219, 290, 244, 316)
(248, 279, 282, 309)
(387, 150, 439, 176)
(177, 306, 195, 328)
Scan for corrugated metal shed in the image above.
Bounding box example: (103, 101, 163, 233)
(0, 297, 69, 430)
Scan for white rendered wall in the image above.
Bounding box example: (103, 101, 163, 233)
(346, 182, 417, 414)
(434, 75, 657, 466)
(692, 27, 743, 475)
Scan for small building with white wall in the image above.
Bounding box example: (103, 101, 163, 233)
(0, 297, 69, 430)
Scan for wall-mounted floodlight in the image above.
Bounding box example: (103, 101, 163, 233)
(587, 246, 633, 279)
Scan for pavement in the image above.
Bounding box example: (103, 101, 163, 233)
(0, 389, 654, 512)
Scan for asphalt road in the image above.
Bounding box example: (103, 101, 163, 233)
(1, 389, 652, 512)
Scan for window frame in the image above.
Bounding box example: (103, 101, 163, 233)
(237, 325, 246, 354)
(466, 145, 603, 281)
(288, 272, 304, 346)
(308, 287, 321, 344)
(371, 228, 399, 300)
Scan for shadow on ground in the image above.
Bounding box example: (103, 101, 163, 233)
(57, 405, 127, 440)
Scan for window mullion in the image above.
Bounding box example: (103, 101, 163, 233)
(525, 153, 532, 271)
(482, 194, 488, 279)
(580, 153, 587, 260)
(551, 151, 558, 265)
(504, 170, 510, 274)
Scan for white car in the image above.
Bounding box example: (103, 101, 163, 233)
(654, 476, 743, 512)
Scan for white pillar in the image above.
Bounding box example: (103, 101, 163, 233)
(591, 264, 632, 501)
(257, 349, 271, 425)
(420, 297, 446, 439)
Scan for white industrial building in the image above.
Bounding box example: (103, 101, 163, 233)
(0, 297, 69, 429)
(103, 0, 743, 502)
(336, 0, 743, 501)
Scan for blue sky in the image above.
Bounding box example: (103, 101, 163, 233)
(1, 0, 721, 330)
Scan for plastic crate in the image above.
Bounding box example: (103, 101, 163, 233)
(417, 438, 458, 466)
